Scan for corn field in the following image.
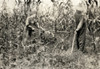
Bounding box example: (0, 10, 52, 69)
(0, 0, 100, 69)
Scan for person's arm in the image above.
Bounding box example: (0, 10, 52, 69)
(26, 14, 36, 26)
(76, 17, 84, 31)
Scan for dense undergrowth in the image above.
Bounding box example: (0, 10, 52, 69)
(0, 0, 100, 69)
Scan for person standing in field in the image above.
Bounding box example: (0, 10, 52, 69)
(74, 0, 98, 52)
(73, 0, 88, 52)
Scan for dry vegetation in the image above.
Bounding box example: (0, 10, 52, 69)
(0, 0, 100, 69)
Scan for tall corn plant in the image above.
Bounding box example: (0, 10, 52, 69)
(52, 0, 75, 51)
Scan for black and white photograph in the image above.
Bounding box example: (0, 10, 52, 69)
(0, 0, 100, 69)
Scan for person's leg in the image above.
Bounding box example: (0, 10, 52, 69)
(79, 32, 86, 52)
(78, 23, 86, 52)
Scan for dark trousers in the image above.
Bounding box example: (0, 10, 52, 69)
(76, 19, 86, 52)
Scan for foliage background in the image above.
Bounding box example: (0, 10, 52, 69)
(0, 0, 100, 69)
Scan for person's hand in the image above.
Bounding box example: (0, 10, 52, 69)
(93, 19, 96, 23)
